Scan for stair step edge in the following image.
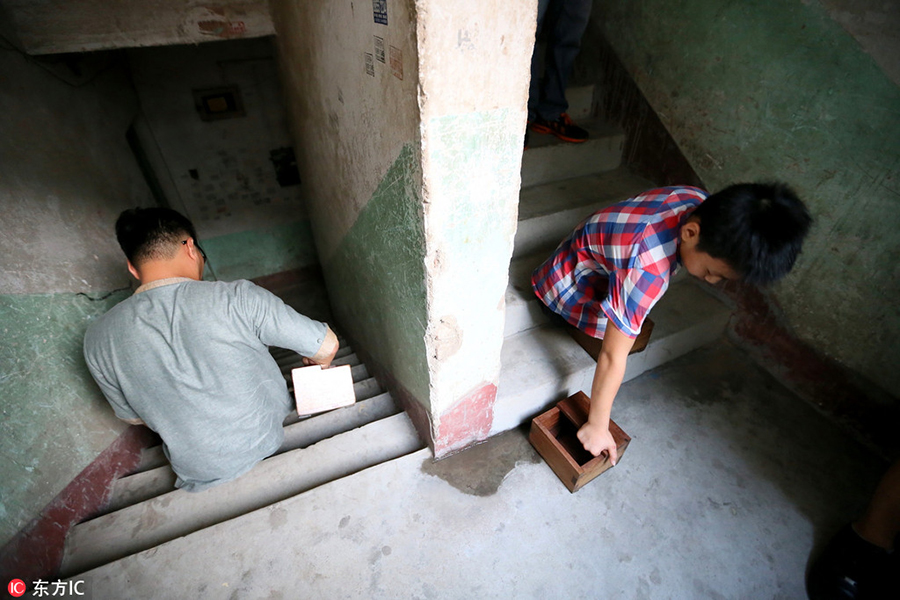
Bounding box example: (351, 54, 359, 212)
(61, 413, 423, 578)
(72, 447, 438, 586)
(491, 284, 732, 434)
(97, 393, 402, 518)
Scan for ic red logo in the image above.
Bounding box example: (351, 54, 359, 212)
(8, 579, 27, 597)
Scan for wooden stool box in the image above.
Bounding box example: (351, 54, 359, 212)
(529, 391, 631, 493)
(566, 317, 654, 360)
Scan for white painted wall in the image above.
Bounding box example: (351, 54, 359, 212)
(270, 0, 432, 411)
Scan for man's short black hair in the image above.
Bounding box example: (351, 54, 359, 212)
(115, 207, 198, 267)
(693, 183, 812, 284)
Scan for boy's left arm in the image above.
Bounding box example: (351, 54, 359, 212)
(577, 323, 634, 464)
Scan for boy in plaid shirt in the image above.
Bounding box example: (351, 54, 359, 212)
(532, 183, 812, 463)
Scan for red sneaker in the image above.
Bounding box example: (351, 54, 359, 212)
(529, 113, 589, 143)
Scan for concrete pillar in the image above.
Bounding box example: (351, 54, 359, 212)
(416, 0, 535, 455)
(270, 0, 535, 457)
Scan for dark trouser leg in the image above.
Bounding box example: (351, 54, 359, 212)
(528, 0, 553, 122)
(536, 0, 593, 121)
(807, 459, 900, 599)
(856, 459, 900, 551)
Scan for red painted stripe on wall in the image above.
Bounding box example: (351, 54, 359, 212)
(0, 425, 157, 582)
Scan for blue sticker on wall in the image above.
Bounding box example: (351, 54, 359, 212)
(373, 0, 387, 25)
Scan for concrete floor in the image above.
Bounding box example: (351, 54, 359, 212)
(80, 339, 887, 599)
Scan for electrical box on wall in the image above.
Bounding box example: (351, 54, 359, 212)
(193, 86, 245, 121)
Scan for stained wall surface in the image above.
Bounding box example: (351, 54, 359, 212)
(0, 50, 150, 547)
(270, 0, 432, 408)
(594, 0, 900, 400)
(271, 0, 536, 454)
(0, 35, 325, 548)
(416, 0, 535, 455)
(3, 0, 274, 55)
(126, 37, 317, 281)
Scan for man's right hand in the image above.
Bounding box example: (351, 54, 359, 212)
(304, 326, 340, 368)
(302, 354, 336, 368)
(577, 421, 618, 465)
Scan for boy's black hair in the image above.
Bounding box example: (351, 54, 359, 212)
(693, 183, 812, 284)
(115, 207, 199, 267)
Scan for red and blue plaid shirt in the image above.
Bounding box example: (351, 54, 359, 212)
(531, 186, 707, 339)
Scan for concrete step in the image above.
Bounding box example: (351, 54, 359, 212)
(130, 444, 168, 475)
(513, 166, 656, 260)
(492, 276, 733, 435)
(100, 392, 401, 516)
(60, 412, 423, 578)
(508, 168, 657, 337)
(563, 84, 595, 121)
(71, 447, 436, 597)
(283, 361, 369, 387)
(69, 340, 882, 599)
(126, 372, 387, 477)
(521, 119, 625, 189)
(504, 248, 551, 338)
(272, 344, 354, 368)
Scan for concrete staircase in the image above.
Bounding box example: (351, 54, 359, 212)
(492, 86, 732, 434)
(61, 85, 733, 587)
(59, 342, 423, 578)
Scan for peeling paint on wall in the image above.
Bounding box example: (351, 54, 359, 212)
(0, 292, 131, 548)
(414, 0, 534, 454)
(322, 144, 431, 408)
(201, 219, 319, 282)
(426, 315, 463, 361)
(433, 382, 498, 456)
(422, 108, 522, 425)
(595, 0, 900, 400)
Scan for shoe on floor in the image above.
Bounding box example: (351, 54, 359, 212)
(529, 113, 589, 143)
(806, 524, 896, 599)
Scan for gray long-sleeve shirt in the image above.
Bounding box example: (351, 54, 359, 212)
(84, 277, 328, 492)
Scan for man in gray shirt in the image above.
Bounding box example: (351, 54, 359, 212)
(84, 207, 338, 492)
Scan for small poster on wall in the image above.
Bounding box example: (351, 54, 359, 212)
(373, 0, 387, 25)
(390, 46, 403, 81)
(374, 36, 385, 63)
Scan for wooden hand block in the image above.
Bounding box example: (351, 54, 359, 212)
(528, 391, 631, 493)
(291, 364, 356, 416)
(565, 317, 654, 360)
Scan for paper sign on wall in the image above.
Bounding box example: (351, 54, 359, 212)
(373, 0, 387, 25)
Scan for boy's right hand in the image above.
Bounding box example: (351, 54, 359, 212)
(577, 421, 618, 465)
